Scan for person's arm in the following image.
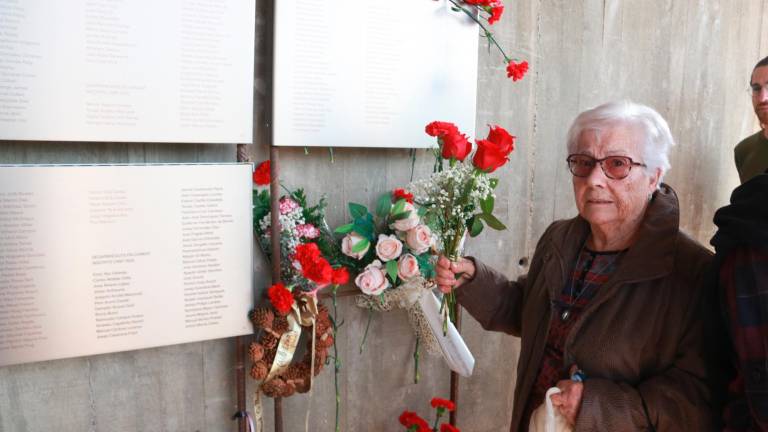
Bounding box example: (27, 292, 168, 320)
(452, 258, 527, 336)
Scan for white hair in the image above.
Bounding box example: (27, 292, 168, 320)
(566, 100, 675, 184)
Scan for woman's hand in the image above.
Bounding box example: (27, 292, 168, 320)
(435, 255, 476, 293)
(550, 365, 584, 427)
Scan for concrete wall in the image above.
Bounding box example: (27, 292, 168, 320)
(1, 1, 767, 431)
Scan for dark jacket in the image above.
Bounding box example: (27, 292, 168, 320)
(711, 174, 768, 431)
(457, 184, 715, 431)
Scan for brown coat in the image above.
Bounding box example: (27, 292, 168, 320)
(456, 185, 716, 431)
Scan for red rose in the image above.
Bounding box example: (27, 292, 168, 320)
(303, 257, 333, 286)
(486, 124, 515, 154)
(506, 60, 529, 81)
(425, 121, 459, 137)
(488, 3, 504, 25)
(398, 411, 429, 429)
(267, 283, 294, 314)
(253, 160, 270, 185)
(441, 131, 472, 161)
(440, 424, 461, 432)
(464, 0, 493, 5)
(294, 242, 321, 268)
(331, 267, 350, 285)
(473, 139, 509, 173)
(430, 397, 456, 412)
(393, 188, 414, 204)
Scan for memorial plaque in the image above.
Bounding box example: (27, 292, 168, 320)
(0, 164, 253, 367)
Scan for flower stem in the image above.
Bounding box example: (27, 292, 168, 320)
(331, 286, 341, 432)
(413, 337, 421, 384)
(447, 0, 511, 61)
(359, 306, 373, 354)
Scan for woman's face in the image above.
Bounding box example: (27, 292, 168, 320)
(572, 124, 660, 232)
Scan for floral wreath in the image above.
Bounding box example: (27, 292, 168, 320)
(248, 284, 334, 398)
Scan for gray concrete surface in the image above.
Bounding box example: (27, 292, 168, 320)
(1, 0, 767, 431)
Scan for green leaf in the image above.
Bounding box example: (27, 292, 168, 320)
(353, 219, 375, 239)
(334, 223, 354, 234)
(351, 238, 370, 253)
(416, 254, 435, 278)
(469, 215, 484, 237)
(391, 199, 406, 215)
(389, 210, 412, 221)
(417, 206, 427, 217)
(385, 259, 399, 284)
(375, 193, 393, 218)
(349, 202, 368, 219)
(480, 195, 495, 214)
(489, 178, 500, 189)
(479, 212, 507, 230)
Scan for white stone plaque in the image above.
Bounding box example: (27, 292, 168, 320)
(0, 0, 255, 143)
(0, 164, 254, 367)
(273, 0, 480, 148)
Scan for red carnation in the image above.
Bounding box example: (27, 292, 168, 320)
(473, 139, 509, 173)
(425, 121, 459, 138)
(253, 160, 271, 186)
(303, 257, 333, 286)
(440, 424, 461, 432)
(430, 397, 456, 412)
(506, 60, 529, 82)
(486, 124, 515, 155)
(488, 3, 504, 25)
(294, 243, 321, 268)
(441, 131, 472, 161)
(331, 267, 350, 285)
(267, 283, 294, 314)
(398, 411, 430, 429)
(464, 0, 493, 5)
(393, 188, 414, 204)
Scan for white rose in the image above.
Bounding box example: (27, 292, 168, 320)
(354, 260, 390, 295)
(375, 234, 403, 262)
(406, 224, 434, 255)
(397, 254, 421, 280)
(341, 232, 369, 260)
(390, 202, 420, 232)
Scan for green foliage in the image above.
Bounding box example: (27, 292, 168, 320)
(375, 193, 392, 218)
(351, 237, 370, 254)
(416, 253, 435, 279)
(469, 215, 484, 237)
(385, 260, 399, 284)
(348, 202, 368, 219)
(480, 194, 494, 215)
(479, 212, 507, 230)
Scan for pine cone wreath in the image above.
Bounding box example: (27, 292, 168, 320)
(250, 361, 269, 380)
(260, 332, 278, 350)
(250, 308, 274, 330)
(248, 342, 265, 362)
(272, 315, 289, 335)
(261, 378, 288, 398)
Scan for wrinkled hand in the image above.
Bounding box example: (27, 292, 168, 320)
(435, 255, 476, 293)
(550, 365, 584, 426)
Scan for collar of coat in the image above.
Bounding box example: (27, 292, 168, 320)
(544, 183, 679, 286)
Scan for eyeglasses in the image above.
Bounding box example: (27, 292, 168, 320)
(566, 154, 647, 180)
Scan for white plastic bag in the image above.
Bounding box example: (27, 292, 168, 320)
(528, 387, 573, 432)
(416, 289, 475, 377)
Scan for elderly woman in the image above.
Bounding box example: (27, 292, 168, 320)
(437, 101, 715, 431)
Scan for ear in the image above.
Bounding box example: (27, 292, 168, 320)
(648, 167, 662, 191)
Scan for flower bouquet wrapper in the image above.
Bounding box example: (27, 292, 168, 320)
(416, 288, 475, 377)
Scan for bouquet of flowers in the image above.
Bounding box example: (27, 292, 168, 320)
(399, 397, 460, 432)
(252, 160, 341, 294)
(250, 160, 349, 431)
(335, 188, 475, 379)
(410, 121, 514, 329)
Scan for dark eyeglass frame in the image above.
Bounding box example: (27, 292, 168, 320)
(566, 154, 647, 180)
